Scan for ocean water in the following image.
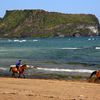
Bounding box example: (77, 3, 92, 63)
(0, 37, 100, 76)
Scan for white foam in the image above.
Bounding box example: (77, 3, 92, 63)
(88, 38, 95, 41)
(10, 65, 16, 67)
(20, 40, 26, 42)
(37, 67, 94, 73)
(0, 67, 7, 71)
(13, 39, 26, 42)
(88, 38, 91, 40)
(33, 39, 38, 42)
(61, 47, 80, 50)
(14, 40, 19, 42)
(95, 47, 100, 49)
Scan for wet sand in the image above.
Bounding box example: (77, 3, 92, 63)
(0, 77, 100, 100)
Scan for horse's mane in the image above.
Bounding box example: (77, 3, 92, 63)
(22, 64, 26, 66)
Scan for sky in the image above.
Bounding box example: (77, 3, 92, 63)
(0, 0, 100, 21)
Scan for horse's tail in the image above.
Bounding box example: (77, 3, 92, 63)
(89, 71, 96, 79)
(9, 67, 12, 72)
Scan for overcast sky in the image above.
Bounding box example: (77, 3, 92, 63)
(0, 0, 100, 21)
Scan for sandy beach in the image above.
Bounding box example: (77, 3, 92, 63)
(0, 77, 100, 100)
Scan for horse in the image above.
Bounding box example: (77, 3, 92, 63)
(89, 70, 100, 82)
(9, 64, 28, 78)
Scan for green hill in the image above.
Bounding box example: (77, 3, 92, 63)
(0, 9, 99, 38)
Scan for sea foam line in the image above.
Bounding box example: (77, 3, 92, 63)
(61, 47, 80, 50)
(13, 39, 27, 42)
(33, 39, 38, 42)
(37, 67, 94, 73)
(0, 66, 95, 73)
(95, 47, 100, 49)
(0, 67, 7, 71)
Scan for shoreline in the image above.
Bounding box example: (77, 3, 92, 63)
(0, 71, 90, 80)
(0, 62, 95, 80)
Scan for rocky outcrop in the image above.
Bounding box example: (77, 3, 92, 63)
(0, 9, 99, 38)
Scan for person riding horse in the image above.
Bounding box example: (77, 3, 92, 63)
(9, 64, 27, 78)
(16, 60, 22, 73)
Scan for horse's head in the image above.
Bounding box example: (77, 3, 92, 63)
(21, 64, 28, 69)
(30, 66, 37, 69)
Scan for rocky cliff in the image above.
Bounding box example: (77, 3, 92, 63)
(0, 9, 99, 38)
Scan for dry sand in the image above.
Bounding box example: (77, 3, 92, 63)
(0, 77, 100, 100)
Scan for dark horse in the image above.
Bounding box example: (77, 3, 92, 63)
(9, 64, 27, 78)
(89, 70, 100, 82)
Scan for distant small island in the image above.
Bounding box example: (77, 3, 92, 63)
(0, 9, 100, 38)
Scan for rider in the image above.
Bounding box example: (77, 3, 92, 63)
(16, 60, 22, 73)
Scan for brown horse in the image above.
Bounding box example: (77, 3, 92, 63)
(9, 64, 27, 78)
(89, 70, 100, 82)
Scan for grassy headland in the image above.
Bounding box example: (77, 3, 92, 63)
(0, 9, 99, 38)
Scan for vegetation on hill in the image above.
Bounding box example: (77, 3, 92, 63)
(0, 9, 99, 38)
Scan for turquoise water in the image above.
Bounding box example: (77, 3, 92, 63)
(0, 37, 100, 75)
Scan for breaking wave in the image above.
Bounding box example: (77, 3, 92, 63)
(37, 67, 94, 73)
(60, 47, 81, 50)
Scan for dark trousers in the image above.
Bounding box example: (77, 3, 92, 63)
(16, 66, 19, 70)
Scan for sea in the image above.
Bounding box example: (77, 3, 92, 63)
(0, 36, 100, 78)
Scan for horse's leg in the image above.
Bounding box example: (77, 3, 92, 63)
(18, 73, 20, 78)
(12, 73, 14, 77)
(23, 73, 25, 78)
(94, 77, 98, 83)
(12, 73, 15, 77)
